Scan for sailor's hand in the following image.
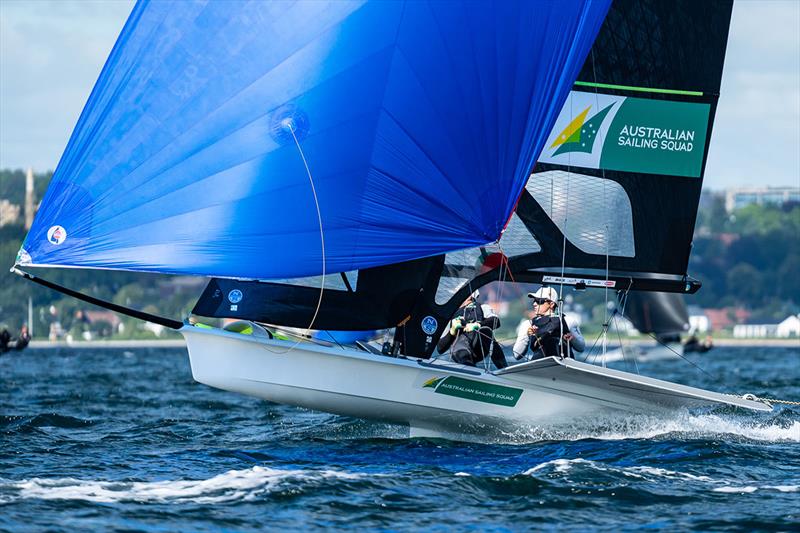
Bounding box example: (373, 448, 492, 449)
(450, 318, 464, 335)
(563, 333, 574, 342)
(465, 322, 480, 332)
(527, 325, 538, 336)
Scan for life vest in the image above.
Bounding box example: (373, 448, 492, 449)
(449, 303, 485, 356)
(529, 314, 571, 358)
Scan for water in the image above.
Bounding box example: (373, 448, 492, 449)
(1, 345, 798, 531)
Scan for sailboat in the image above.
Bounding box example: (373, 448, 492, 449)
(601, 291, 690, 363)
(13, 0, 772, 438)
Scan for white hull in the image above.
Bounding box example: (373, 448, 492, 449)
(182, 325, 769, 437)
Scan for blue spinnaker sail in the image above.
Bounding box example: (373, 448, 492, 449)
(21, 0, 609, 280)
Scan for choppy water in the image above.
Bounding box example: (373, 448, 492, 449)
(1, 345, 798, 531)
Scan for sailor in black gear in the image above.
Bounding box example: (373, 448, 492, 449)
(0, 328, 10, 354)
(1, 325, 30, 353)
(436, 289, 507, 369)
(11, 325, 31, 351)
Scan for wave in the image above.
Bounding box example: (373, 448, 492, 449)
(0, 466, 364, 504)
(713, 485, 799, 493)
(521, 458, 798, 495)
(1, 413, 94, 432)
(523, 458, 718, 482)
(498, 412, 800, 444)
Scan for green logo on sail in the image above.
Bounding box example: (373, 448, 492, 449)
(550, 103, 615, 156)
(423, 376, 522, 407)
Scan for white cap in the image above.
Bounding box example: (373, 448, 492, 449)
(527, 287, 558, 302)
(470, 289, 480, 300)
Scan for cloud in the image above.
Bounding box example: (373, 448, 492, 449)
(705, 0, 800, 188)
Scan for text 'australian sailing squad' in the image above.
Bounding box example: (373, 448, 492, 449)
(618, 125, 695, 152)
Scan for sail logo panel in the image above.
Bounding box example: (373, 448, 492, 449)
(539, 90, 710, 178)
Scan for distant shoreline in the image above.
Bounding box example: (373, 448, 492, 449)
(24, 337, 799, 349)
(29, 340, 187, 349)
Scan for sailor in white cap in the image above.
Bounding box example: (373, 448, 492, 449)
(512, 286, 585, 361)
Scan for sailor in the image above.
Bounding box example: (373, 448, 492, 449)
(437, 289, 507, 369)
(684, 334, 713, 354)
(11, 325, 31, 351)
(2, 325, 31, 352)
(0, 327, 10, 354)
(513, 287, 585, 361)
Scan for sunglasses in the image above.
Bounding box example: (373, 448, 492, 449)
(532, 297, 550, 305)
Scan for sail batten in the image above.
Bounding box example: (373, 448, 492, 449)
(21, 0, 611, 280)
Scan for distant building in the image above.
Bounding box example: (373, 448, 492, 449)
(776, 315, 800, 338)
(687, 305, 709, 333)
(724, 186, 800, 213)
(0, 199, 21, 226)
(83, 310, 122, 330)
(733, 315, 800, 338)
(733, 323, 778, 339)
(703, 307, 750, 331)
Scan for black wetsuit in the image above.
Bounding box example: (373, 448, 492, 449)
(437, 304, 507, 369)
(0, 329, 10, 354)
(12, 331, 30, 351)
(528, 315, 571, 359)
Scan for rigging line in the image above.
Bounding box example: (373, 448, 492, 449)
(741, 395, 800, 407)
(616, 282, 639, 374)
(479, 324, 490, 372)
(483, 242, 506, 371)
(557, 174, 570, 359)
(259, 121, 326, 355)
(611, 311, 630, 372)
(582, 316, 605, 362)
(558, 90, 576, 360)
(611, 302, 635, 374)
(602, 224, 610, 367)
(494, 241, 511, 317)
(645, 331, 714, 379)
(323, 330, 345, 350)
(589, 46, 612, 368)
(587, 322, 610, 365)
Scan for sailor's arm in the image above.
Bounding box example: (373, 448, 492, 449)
(512, 325, 530, 360)
(436, 318, 463, 354)
(480, 304, 501, 330)
(564, 315, 585, 352)
(436, 330, 454, 354)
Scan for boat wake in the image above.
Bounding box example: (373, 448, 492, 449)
(481, 411, 800, 444)
(0, 466, 365, 504)
(438, 410, 800, 444)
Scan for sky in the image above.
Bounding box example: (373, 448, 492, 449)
(0, 0, 798, 189)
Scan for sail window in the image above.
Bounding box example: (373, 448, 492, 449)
(499, 212, 543, 258)
(435, 214, 541, 304)
(527, 171, 635, 257)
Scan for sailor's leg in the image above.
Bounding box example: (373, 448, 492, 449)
(451, 348, 476, 366)
(490, 340, 508, 369)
